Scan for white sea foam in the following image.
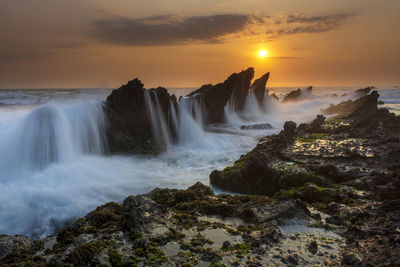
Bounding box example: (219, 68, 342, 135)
(0, 87, 398, 237)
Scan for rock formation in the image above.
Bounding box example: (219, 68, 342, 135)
(105, 78, 177, 154)
(187, 67, 254, 123)
(250, 72, 270, 105)
(282, 86, 313, 103)
(209, 91, 400, 265)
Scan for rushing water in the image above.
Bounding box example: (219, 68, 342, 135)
(0, 87, 398, 238)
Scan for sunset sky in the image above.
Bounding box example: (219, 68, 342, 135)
(1, 0, 399, 89)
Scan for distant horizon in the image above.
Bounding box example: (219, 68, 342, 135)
(0, 84, 398, 91)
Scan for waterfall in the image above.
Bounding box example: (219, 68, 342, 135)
(0, 101, 107, 174)
(224, 90, 273, 125)
(144, 91, 206, 147)
(144, 91, 172, 147)
(176, 97, 204, 144)
(242, 91, 263, 121)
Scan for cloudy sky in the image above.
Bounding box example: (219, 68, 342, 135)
(0, 0, 399, 88)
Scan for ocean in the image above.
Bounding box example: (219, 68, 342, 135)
(0, 86, 398, 238)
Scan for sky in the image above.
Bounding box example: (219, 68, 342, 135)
(0, 0, 399, 89)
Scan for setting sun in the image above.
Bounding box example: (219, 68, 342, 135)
(258, 49, 268, 58)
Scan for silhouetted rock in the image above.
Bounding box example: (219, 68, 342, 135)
(352, 87, 374, 98)
(188, 68, 254, 123)
(240, 123, 273, 130)
(105, 78, 177, 154)
(322, 91, 379, 118)
(282, 86, 312, 102)
(251, 72, 270, 105)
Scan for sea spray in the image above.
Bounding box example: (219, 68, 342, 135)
(144, 90, 172, 147)
(0, 101, 107, 174)
(144, 91, 206, 146)
(176, 97, 204, 144)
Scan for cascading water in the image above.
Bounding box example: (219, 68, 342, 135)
(0, 86, 382, 238)
(0, 101, 107, 175)
(176, 97, 204, 144)
(144, 91, 172, 147)
(144, 90, 206, 146)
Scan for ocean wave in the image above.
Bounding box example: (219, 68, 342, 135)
(0, 91, 42, 105)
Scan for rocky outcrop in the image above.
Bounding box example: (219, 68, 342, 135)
(1, 183, 330, 267)
(240, 123, 273, 130)
(322, 90, 400, 135)
(188, 68, 254, 123)
(105, 78, 177, 154)
(0, 236, 31, 260)
(210, 90, 400, 265)
(352, 86, 373, 98)
(250, 72, 270, 105)
(282, 86, 312, 103)
(209, 121, 332, 196)
(322, 90, 379, 118)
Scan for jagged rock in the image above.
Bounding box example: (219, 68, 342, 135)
(251, 72, 270, 105)
(210, 121, 333, 196)
(105, 78, 177, 154)
(0, 235, 31, 260)
(352, 87, 373, 98)
(322, 91, 400, 135)
(282, 86, 312, 103)
(240, 123, 273, 130)
(188, 68, 254, 123)
(322, 91, 379, 118)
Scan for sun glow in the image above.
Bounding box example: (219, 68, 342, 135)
(258, 49, 268, 58)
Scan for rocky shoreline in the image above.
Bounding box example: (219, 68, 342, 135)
(1, 70, 400, 266)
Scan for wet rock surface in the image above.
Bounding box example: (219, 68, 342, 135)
(105, 78, 177, 154)
(2, 90, 399, 266)
(240, 123, 273, 130)
(211, 90, 400, 265)
(188, 68, 255, 123)
(0, 183, 344, 266)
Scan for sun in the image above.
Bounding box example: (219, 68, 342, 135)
(258, 49, 268, 58)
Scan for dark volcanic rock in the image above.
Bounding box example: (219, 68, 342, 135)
(188, 68, 254, 123)
(0, 182, 319, 266)
(240, 123, 273, 130)
(282, 86, 312, 103)
(121, 195, 169, 233)
(210, 121, 332, 196)
(251, 72, 270, 105)
(105, 78, 177, 154)
(322, 90, 379, 118)
(352, 86, 373, 98)
(322, 90, 400, 135)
